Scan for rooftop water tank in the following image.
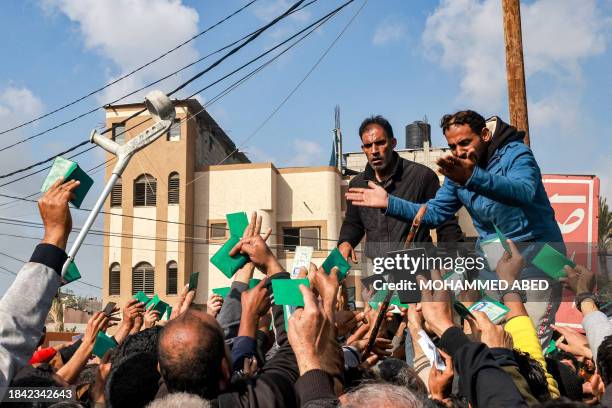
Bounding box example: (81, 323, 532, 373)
(405, 121, 431, 149)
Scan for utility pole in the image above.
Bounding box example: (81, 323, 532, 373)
(502, 0, 530, 146)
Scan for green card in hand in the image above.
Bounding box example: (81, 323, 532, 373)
(92, 331, 118, 358)
(322, 248, 351, 281)
(188, 272, 199, 291)
(493, 224, 511, 253)
(133, 291, 150, 304)
(226, 212, 249, 238)
(531, 244, 575, 280)
(212, 287, 231, 298)
(62, 261, 81, 284)
(249, 278, 261, 288)
(146, 294, 168, 316)
(211, 235, 248, 278)
(40, 156, 94, 208)
(272, 278, 309, 306)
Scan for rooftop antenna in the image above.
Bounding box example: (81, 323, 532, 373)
(333, 105, 343, 173)
(61, 90, 175, 278)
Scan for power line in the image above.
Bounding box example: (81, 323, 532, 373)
(0, 250, 102, 290)
(0, 0, 316, 154)
(0, 0, 339, 186)
(214, 0, 367, 168)
(0, 0, 260, 136)
(0, 0, 362, 254)
(0, 3, 335, 191)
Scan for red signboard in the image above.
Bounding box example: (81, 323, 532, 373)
(542, 175, 600, 328)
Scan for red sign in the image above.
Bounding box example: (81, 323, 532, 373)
(542, 175, 600, 329)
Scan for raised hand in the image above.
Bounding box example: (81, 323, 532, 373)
(288, 284, 324, 375)
(206, 294, 224, 318)
(345, 181, 389, 209)
(38, 178, 80, 250)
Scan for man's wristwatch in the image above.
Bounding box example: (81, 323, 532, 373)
(499, 288, 527, 303)
(575, 292, 600, 312)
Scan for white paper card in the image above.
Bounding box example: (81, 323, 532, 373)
(417, 330, 446, 370)
(291, 246, 313, 278)
(480, 238, 505, 271)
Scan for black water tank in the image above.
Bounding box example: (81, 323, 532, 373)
(405, 121, 431, 149)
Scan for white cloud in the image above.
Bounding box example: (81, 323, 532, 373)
(289, 138, 326, 167)
(0, 86, 45, 124)
(422, 0, 610, 117)
(0, 86, 44, 190)
(372, 17, 408, 46)
(43, 0, 200, 104)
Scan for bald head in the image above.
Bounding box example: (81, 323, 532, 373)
(158, 310, 228, 399)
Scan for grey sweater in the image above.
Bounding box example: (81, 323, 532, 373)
(0, 243, 65, 398)
(582, 310, 612, 363)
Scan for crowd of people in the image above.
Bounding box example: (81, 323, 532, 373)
(0, 110, 610, 407)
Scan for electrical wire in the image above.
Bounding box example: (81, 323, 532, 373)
(0, 0, 316, 154)
(0, 0, 343, 187)
(0, 0, 260, 136)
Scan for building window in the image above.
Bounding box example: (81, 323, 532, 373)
(132, 262, 155, 295)
(166, 261, 178, 295)
(282, 227, 321, 251)
(168, 172, 179, 205)
(110, 179, 122, 207)
(109, 263, 120, 296)
(167, 119, 181, 142)
(209, 222, 228, 241)
(134, 174, 157, 206)
(112, 123, 126, 144)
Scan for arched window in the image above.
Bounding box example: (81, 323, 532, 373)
(109, 263, 120, 295)
(168, 172, 179, 205)
(166, 261, 178, 295)
(134, 174, 157, 206)
(110, 179, 122, 207)
(132, 262, 155, 295)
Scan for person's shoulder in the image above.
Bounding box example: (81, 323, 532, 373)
(348, 171, 367, 187)
(399, 157, 438, 180)
(499, 141, 533, 158)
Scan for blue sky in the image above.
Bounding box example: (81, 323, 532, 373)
(0, 0, 611, 297)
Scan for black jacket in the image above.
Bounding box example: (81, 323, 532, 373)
(338, 153, 463, 259)
(440, 327, 528, 408)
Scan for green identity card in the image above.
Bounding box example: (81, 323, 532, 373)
(134, 291, 150, 304)
(226, 212, 249, 237)
(212, 287, 231, 298)
(322, 248, 351, 281)
(211, 235, 248, 278)
(188, 272, 199, 291)
(272, 279, 309, 306)
(92, 331, 118, 358)
(531, 244, 575, 280)
(40, 156, 94, 208)
(468, 296, 509, 324)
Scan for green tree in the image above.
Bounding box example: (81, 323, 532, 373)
(598, 196, 612, 283)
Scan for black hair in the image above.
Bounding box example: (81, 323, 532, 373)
(440, 110, 486, 135)
(363, 358, 428, 399)
(158, 311, 226, 400)
(105, 352, 160, 408)
(513, 349, 551, 402)
(358, 115, 395, 141)
(597, 334, 612, 385)
(10, 365, 63, 408)
(111, 326, 161, 365)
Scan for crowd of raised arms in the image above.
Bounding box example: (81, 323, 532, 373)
(0, 110, 610, 408)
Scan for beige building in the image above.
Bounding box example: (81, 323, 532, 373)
(102, 100, 476, 309)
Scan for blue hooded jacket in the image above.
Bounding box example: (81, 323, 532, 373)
(385, 117, 564, 275)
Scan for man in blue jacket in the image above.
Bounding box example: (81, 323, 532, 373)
(346, 110, 564, 345)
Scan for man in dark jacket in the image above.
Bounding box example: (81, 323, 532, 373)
(338, 115, 463, 262)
